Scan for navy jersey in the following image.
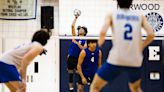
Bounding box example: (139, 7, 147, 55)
(82, 47, 99, 78)
(68, 39, 86, 57)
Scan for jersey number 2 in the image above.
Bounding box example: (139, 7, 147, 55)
(124, 24, 133, 40)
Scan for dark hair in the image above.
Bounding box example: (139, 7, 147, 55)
(87, 39, 97, 46)
(117, 0, 133, 8)
(77, 26, 88, 36)
(32, 30, 50, 46)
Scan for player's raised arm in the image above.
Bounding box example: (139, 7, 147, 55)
(98, 14, 112, 47)
(142, 15, 154, 49)
(71, 16, 78, 36)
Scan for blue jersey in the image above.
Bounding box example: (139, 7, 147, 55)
(82, 47, 99, 78)
(68, 39, 86, 57)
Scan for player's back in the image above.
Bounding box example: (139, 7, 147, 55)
(108, 9, 143, 67)
(0, 41, 41, 68)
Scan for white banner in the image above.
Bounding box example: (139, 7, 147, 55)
(0, 0, 37, 20)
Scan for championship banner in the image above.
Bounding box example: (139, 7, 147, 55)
(0, 0, 37, 20)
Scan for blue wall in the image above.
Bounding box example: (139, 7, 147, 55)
(60, 39, 163, 92)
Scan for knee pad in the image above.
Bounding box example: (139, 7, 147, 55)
(69, 73, 74, 83)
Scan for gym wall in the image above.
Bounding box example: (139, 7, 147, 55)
(0, 0, 59, 92)
(59, 0, 164, 36)
(0, 0, 59, 39)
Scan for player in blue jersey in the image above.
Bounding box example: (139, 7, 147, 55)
(67, 14, 88, 92)
(77, 40, 102, 92)
(90, 0, 154, 92)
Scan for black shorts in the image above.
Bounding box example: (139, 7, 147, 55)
(67, 56, 78, 70)
(78, 74, 93, 85)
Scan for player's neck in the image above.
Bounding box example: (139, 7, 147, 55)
(120, 8, 129, 10)
(88, 47, 95, 52)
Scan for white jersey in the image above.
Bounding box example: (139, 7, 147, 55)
(0, 41, 42, 68)
(107, 9, 143, 67)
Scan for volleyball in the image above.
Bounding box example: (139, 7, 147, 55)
(73, 9, 81, 17)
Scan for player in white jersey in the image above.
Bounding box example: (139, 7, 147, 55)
(90, 0, 154, 92)
(0, 30, 50, 92)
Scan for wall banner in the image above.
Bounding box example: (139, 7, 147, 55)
(0, 0, 37, 20)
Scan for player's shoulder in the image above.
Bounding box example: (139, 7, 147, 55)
(106, 12, 112, 19)
(80, 49, 86, 56)
(31, 41, 43, 49)
(141, 15, 146, 20)
(83, 48, 88, 52)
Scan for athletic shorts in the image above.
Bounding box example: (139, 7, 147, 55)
(67, 56, 78, 70)
(97, 61, 142, 83)
(0, 61, 21, 83)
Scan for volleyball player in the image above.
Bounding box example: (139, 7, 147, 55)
(90, 0, 154, 92)
(77, 40, 102, 92)
(67, 14, 88, 92)
(0, 30, 50, 92)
